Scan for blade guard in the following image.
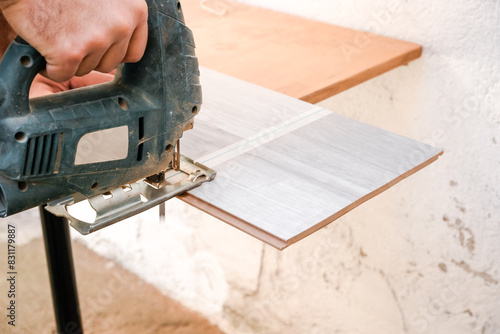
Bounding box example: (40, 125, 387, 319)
(0, 0, 201, 217)
(46, 155, 216, 235)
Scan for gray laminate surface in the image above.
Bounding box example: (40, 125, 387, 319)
(180, 68, 442, 248)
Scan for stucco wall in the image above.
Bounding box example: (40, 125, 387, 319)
(73, 1, 500, 333)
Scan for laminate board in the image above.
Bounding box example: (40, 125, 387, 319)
(178, 68, 442, 249)
(181, 0, 422, 103)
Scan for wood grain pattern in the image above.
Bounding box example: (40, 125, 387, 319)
(181, 0, 422, 103)
(178, 69, 442, 249)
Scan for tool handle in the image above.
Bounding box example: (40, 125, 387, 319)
(0, 0, 190, 118)
(13, 35, 47, 71)
(0, 36, 47, 116)
(0, 0, 202, 217)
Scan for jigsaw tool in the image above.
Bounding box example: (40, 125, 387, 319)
(0, 0, 215, 233)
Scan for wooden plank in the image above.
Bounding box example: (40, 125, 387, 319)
(178, 69, 442, 249)
(182, 0, 422, 103)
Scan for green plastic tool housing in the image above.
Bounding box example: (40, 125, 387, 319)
(0, 0, 201, 217)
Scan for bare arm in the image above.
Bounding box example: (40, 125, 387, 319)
(0, 12, 16, 59)
(0, 0, 148, 82)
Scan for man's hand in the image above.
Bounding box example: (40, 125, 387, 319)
(0, 0, 148, 82)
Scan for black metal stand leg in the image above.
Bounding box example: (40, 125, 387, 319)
(40, 206, 83, 334)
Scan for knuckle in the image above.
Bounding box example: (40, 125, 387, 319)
(123, 51, 142, 63)
(114, 21, 132, 38)
(88, 37, 109, 51)
(135, 0, 148, 20)
(60, 49, 84, 64)
(75, 67, 92, 77)
(95, 62, 120, 74)
(46, 65, 72, 82)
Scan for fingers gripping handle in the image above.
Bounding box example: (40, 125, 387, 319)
(0, 0, 185, 118)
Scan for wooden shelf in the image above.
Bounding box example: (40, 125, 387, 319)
(182, 0, 422, 103)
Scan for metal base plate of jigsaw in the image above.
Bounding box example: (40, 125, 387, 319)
(45, 155, 216, 234)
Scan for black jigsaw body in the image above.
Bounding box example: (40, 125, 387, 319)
(0, 0, 215, 232)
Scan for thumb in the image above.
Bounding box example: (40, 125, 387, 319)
(29, 71, 114, 98)
(30, 75, 70, 98)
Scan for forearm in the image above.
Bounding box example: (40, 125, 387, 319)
(0, 12, 16, 59)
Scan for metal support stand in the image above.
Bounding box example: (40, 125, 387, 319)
(40, 206, 83, 334)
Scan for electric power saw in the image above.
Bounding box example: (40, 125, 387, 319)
(0, 0, 216, 233)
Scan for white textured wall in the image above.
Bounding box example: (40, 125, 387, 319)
(74, 1, 500, 333)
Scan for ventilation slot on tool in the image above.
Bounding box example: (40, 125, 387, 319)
(23, 133, 62, 176)
(137, 117, 144, 161)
